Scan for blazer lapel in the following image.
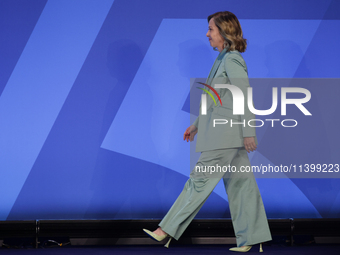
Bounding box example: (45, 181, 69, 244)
(204, 48, 228, 110)
(206, 48, 227, 85)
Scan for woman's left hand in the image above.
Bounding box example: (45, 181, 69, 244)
(244, 137, 257, 153)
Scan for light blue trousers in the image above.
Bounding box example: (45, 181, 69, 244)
(159, 148, 272, 247)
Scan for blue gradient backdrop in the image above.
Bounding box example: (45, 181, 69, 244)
(0, 0, 339, 220)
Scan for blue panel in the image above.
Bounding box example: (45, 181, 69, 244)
(0, 0, 47, 96)
(0, 0, 114, 220)
(240, 20, 321, 78)
(5, 0, 340, 220)
(294, 20, 340, 77)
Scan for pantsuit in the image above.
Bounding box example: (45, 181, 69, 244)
(159, 148, 272, 247)
(159, 46, 272, 247)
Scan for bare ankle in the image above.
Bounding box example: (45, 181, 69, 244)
(155, 227, 166, 235)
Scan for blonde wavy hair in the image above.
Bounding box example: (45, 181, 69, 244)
(208, 11, 247, 53)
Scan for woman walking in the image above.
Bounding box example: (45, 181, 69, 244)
(143, 11, 272, 252)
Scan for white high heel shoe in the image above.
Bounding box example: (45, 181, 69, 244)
(143, 229, 172, 248)
(229, 243, 263, 252)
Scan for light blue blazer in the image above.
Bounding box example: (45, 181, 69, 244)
(193, 47, 257, 152)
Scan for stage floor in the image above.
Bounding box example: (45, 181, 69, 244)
(0, 244, 340, 255)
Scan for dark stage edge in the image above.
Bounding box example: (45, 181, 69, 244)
(1, 244, 340, 255)
(0, 219, 339, 249)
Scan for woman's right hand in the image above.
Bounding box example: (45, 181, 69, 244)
(183, 125, 198, 142)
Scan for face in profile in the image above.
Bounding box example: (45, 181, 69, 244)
(206, 18, 224, 52)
